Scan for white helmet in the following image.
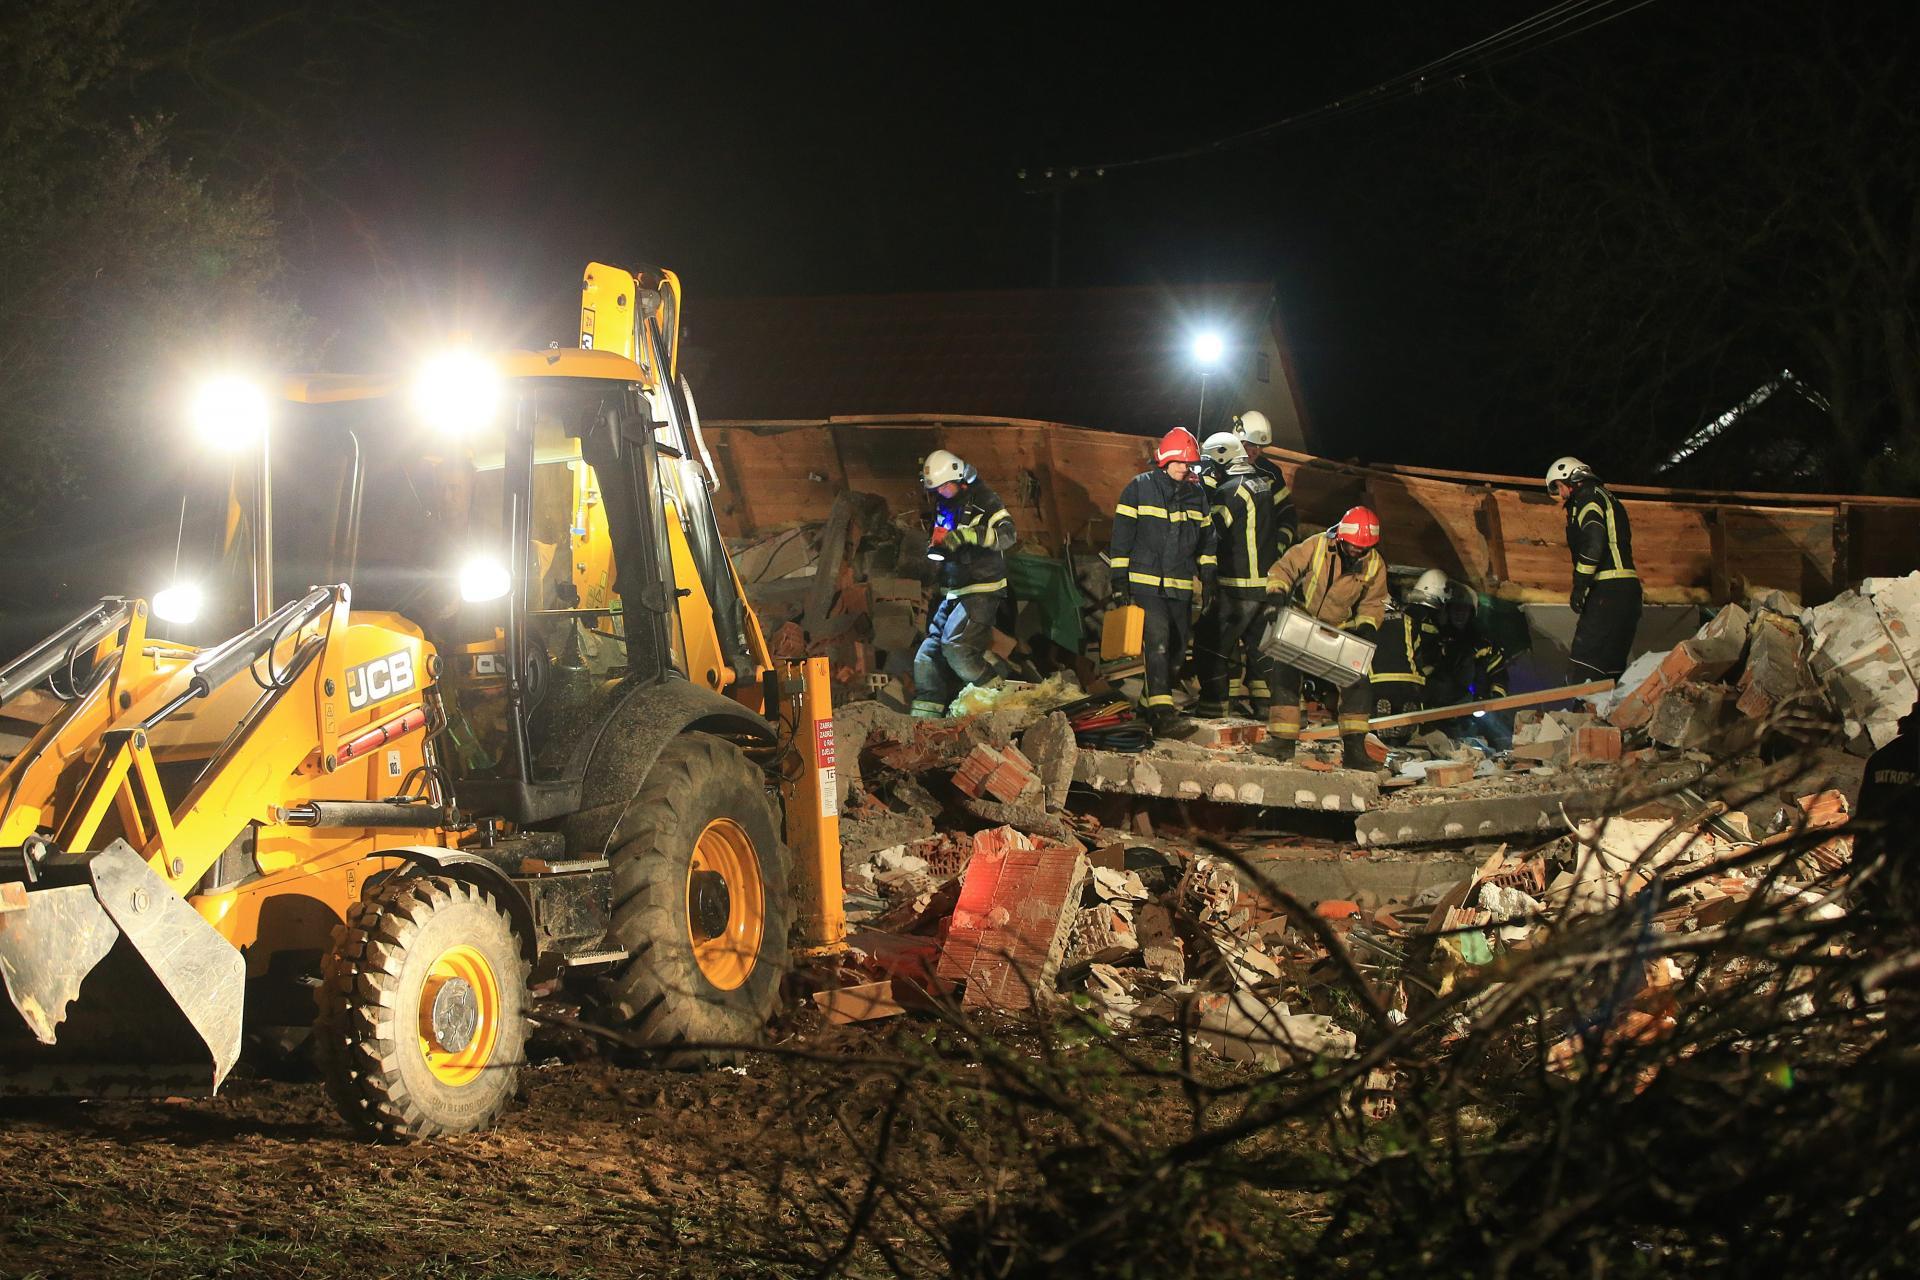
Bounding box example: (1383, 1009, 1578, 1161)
(921, 448, 969, 490)
(1232, 410, 1273, 447)
(1407, 569, 1451, 609)
(1200, 432, 1247, 466)
(1545, 456, 1592, 489)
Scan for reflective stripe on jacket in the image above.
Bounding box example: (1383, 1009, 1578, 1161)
(1265, 531, 1387, 629)
(1251, 456, 1299, 554)
(1566, 480, 1637, 583)
(1111, 469, 1218, 597)
(1210, 468, 1281, 597)
(1370, 608, 1442, 687)
(936, 481, 1016, 598)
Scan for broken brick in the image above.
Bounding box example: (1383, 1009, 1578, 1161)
(1423, 760, 1476, 788)
(1566, 725, 1622, 764)
(1066, 903, 1139, 967)
(1182, 719, 1268, 748)
(936, 827, 1090, 1011)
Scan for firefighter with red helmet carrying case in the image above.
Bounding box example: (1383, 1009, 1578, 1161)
(911, 449, 1016, 718)
(1110, 428, 1218, 735)
(1255, 505, 1390, 772)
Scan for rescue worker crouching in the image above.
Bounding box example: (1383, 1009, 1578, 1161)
(1192, 432, 1279, 719)
(1255, 505, 1388, 772)
(1546, 456, 1642, 682)
(1367, 568, 1448, 742)
(1110, 428, 1217, 736)
(911, 449, 1016, 718)
(1429, 579, 1514, 744)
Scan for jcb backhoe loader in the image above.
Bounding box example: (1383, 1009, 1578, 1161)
(0, 263, 845, 1138)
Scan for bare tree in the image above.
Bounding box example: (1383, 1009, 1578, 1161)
(1459, 1, 1920, 494)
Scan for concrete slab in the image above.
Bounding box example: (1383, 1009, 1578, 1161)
(1356, 759, 1705, 848)
(1243, 848, 1476, 904)
(1355, 789, 1602, 848)
(1073, 748, 1378, 812)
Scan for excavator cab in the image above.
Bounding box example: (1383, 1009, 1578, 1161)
(0, 264, 843, 1137)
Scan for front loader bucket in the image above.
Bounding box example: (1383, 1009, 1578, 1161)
(0, 841, 245, 1097)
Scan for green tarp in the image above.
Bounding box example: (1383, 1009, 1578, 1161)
(1005, 554, 1086, 653)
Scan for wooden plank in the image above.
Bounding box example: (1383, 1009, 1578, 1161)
(1480, 489, 1510, 589)
(1265, 446, 1920, 509)
(1297, 681, 1614, 739)
(810, 980, 906, 1024)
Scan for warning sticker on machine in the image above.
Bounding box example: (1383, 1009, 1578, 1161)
(813, 719, 838, 818)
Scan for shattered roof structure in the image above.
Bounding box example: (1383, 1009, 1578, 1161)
(685, 282, 1310, 447)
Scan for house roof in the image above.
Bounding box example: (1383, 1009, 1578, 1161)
(681, 281, 1300, 436)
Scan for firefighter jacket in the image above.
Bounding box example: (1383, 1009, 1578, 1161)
(1450, 613, 1511, 699)
(1210, 466, 1281, 599)
(1370, 605, 1443, 690)
(1565, 478, 1636, 610)
(1251, 456, 1300, 553)
(932, 481, 1016, 598)
(1111, 469, 1217, 598)
(1265, 531, 1388, 633)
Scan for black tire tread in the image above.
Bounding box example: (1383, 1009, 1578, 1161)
(606, 732, 791, 1068)
(316, 873, 528, 1140)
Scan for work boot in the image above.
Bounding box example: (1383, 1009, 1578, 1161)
(1189, 700, 1229, 720)
(1341, 733, 1383, 773)
(1146, 706, 1196, 738)
(1255, 735, 1296, 763)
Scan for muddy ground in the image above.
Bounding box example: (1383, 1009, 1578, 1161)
(0, 1033, 938, 1279)
(0, 1014, 1227, 1280)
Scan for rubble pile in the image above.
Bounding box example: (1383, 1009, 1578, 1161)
(729, 490, 1098, 710)
(1608, 572, 1920, 756)
(804, 559, 1910, 1072)
(729, 491, 929, 702)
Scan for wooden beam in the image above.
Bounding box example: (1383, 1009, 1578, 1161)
(1297, 680, 1614, 739)
(1262, 446, 1920, 509)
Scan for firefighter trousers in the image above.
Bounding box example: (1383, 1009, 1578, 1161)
(1194, 594, 1272, 714)
(1570, 579, 1642, 682)
(1138, 591, 1193, 713)
(912, 591, 1004, 717)
(1267, 662, 1372, 744)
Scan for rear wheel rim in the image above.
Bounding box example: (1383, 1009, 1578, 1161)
(418, 943, 502, 1086)
(687, 817, 766, 991)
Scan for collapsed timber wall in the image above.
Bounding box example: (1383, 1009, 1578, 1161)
(703, 414, 1920, 606)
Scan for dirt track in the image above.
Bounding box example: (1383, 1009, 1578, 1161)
(0, 1049, 885, 1279)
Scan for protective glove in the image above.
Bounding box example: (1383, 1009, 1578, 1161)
(950, 523, 982, 547)
(1568, 584, 1588, 614)
(1347, 621, 1379, 645)
(1110, 583, 1131, 608)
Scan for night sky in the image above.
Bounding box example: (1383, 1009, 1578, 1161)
(274, 1, 1582, 464)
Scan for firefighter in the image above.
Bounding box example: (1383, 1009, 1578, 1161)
(1255, 506, 1389, 771)
(1111, 428, 1218, 734)
(1547, 456, 1641, 681)
(1192, 433, 1279, 718)
(1367, 568, 1448, 741)
(1231, 410, 1299, 554)
(911, 449, 1016, 718)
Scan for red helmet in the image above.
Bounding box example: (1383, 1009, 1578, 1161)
(1154, 428, 1200, 466)
(1334, 506, 1381, 549)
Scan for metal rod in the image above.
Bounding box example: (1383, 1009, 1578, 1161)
(0, 599, 130, 705)
(251, 424, 274, 624)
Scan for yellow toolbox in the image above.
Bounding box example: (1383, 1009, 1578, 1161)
(1100, 604, 1145, 661)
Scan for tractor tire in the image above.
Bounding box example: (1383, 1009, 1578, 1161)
(606, 731, 791, 1067)
(316, 873, 529, 1139)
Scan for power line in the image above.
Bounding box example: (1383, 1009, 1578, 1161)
(1026, 0, 1662, 183)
